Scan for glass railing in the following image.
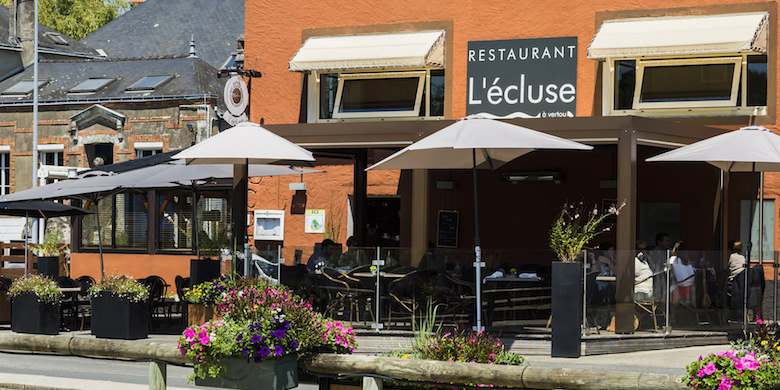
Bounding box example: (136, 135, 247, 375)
(250, 245, 779, 334)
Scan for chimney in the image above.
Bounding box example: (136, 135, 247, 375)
(11, 0, 36, 67)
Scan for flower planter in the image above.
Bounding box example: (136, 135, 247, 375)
(191, 259, 221, 286)
(11, 292, 59, 335)
(195, 354, 298, 390)
(551, 261, 582, 358)
(187, 303, 216, 326)
(0, 291, 10, 323)
(91, 292, 149, 339)
(36, 256, 61, 278)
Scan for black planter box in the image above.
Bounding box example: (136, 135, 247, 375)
(91, 292, 149, 339)
(195, 354, 298, 390)
(11, 292, 60, 335)
(191, 259, 221, 286)
(36, 256, 60, 278)
(551, 261, 582, 358)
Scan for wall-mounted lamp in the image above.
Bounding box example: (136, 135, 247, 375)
(501, 171, 563, 184)
(436, 180, 456, 190)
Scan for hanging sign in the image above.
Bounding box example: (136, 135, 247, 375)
(466, 37, 577, 118)
(224, 75, 249, 125)
(305, 209, 325, 234)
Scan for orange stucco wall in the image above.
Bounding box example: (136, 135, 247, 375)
(243, 0, 780, 267)
(249, 162, 400, 261)
(70, 252, 193, 290)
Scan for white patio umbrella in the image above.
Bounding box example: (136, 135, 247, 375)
(173, 122, 315, 273)
(647, 125, 780, 328)
(367, 114, 593, 330)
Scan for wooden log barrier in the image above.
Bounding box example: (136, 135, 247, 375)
(0, 333, 687, 390)
(301, 354, 688, 390)
(0, 333, 189, 365)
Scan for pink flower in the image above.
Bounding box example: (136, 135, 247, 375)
(718, 377, 732, 390)
(200, 335, 210, 345)
(184, 328, 196, 341)
(699, 362, 716, 377)
(756, 317, 764, 325)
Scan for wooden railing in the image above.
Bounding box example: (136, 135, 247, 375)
(0, 332, 688, 390)
(0, 242, 34, 278)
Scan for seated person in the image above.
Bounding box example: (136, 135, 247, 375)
(306, 239, 334, 275)
(634, 246, 653, 302)
(669, 241, 695, 306)
(338, 236, 362, 269)
(727, 240, 746, 283)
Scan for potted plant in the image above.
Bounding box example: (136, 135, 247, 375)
(178, 277, 357, 389)
(0, 275, 12, 323)
(548, 201, 622, 357)
(88, 275, 150, 339)
(183, 277, 228, 326)
(8, 274, 62, 335)
(30, 227, 69, 278)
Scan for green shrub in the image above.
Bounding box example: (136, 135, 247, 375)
(732, 318, 780, 364)
(8, 274, 62, 304)
(88, 275, 149, 302)
(683, 349, 780, 389)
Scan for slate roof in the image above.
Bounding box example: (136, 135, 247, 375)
(80, 0, 244, 68)
(0, 5, 101, 58)
(0, 55, 221, 105)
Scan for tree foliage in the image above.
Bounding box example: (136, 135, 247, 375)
(0, 0, 130, 40)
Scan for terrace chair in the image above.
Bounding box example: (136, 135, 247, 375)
(173, 275, 190, 320)
(56, 276, 80, 331)
(634, 274, 663, 332)
(319, 267, 355, 322)
(74, 275, 96, 330)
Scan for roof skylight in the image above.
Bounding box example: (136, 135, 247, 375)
(44, 32, 69, 46)
(70, 78, 115, 93)
(126, 75, 172, 91)
(2, 80, 47, 96)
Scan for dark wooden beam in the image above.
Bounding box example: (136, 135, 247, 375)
(615, 127, 637, 334)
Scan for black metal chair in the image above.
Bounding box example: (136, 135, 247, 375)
(56, 276, 80, 331)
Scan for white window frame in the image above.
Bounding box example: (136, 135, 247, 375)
(603, 53, 767, 117)
(134, 141, 163, 159)
(331, 71, 426, 119)
(633, 57, 742, 109)
(0, 149, 9, 196)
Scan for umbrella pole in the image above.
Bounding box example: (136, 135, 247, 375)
(193, 186, 200, 261)
(24, 211, 28, 276)
(472, 149, 484, 331)
(745, 164, 756, 334)
(95, 198, 105, 282)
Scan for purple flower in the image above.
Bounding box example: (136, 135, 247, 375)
(250, 334, 262, 343)
(236, 333, 243, 342)
(259, 346, 271, 357)
(242, 346, 249, 356)
(291, 340, 299, 350)
(271, 329, 286, 339)
(274, 346, 284, 356)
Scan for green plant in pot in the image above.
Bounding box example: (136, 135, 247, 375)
(88, 275, 150, 339)
(30, 227, 69, 278)
(8, 274, 62, 334)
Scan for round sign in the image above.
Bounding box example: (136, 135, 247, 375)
(223, 75, 248, 116)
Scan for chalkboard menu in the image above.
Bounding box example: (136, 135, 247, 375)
(437, 210, 459, 248)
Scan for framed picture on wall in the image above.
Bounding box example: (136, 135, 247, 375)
(437, 210, 459, 248)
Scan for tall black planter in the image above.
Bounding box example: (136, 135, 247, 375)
(91, 292, 149, 339)
(36, 256, 60, 278)
(11, 292, 59, 335)
(551, 261, 582, 358)
(191, 259, 221, 286)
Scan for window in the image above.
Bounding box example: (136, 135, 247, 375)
(70, 78, 114, 94)
(134, 141, 163, 159)
(158, 192, 194, 251)
(39, 147, 63, 185)
(81, 192, 149, 250)
(317, 70, 444, 121)
(0, 152, 9, 196)
(44, 32, 68, 45)
(126, 75, 172, 92)
(590, 12, 769, 117)
(740, 199, 774, 261)
(2, 80, 47, 96)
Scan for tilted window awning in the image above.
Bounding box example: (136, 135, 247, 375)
(289, 30, 445, 71)
(587, 12, 768, 59)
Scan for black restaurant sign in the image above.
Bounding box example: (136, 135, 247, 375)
(467, 37, 577, 118)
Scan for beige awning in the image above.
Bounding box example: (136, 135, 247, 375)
(289, 30, 445, 71)
(587, 12, 768, 59)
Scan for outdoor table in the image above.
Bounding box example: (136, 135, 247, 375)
(59, 287, 82, 293)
